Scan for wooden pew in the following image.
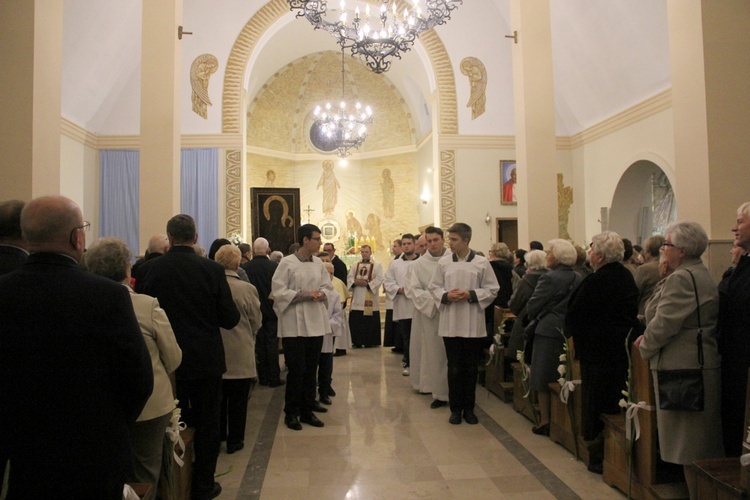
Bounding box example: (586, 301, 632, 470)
(485, 307, 514, 402)
(686, 368, 750, 499)
(511, 362, 537, 423)
(548, 339, 589, 464)
(602, 343, 689, 499)
(160, 427, 195, 500)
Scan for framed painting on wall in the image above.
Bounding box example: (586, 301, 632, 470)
(500, 160, 517, 206)
(250, 187, 301, 254)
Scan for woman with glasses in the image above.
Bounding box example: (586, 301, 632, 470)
(636, 221, 724, 493)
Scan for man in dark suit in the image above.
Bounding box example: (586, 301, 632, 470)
(0, 199, 29, 276)
(0, 195, 153, 499)
(242, 237, 284, 387)
(323, 241, 348, 284)
(131, 233, 169, 275)
(134, 214, 239, 500)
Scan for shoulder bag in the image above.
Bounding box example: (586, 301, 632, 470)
(656, 269, 704, 411)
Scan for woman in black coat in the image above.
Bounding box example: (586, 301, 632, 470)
(565, 231, 639, 473)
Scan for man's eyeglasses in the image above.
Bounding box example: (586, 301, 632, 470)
(70, 221, 91, 240)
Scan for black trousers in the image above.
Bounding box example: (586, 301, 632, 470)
(443, 337, 485, 412)
(383, 308, 396, 347)
(176, 376, 223, 499)
(220, 378, 253, 446)
(399, 319, 413, 365)
(255, 321, 281, 383)
(318, 352, 333, 395)
(282, 336, 324, 416)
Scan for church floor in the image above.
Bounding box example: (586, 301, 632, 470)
(213, 347, 624, 499)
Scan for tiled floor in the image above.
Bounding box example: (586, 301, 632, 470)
(213, 347, 624, 499)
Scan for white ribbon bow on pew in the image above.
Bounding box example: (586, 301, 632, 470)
(625, 401, 654, 442)
(559, 379, 581, 404)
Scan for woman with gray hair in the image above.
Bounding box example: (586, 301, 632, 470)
(636, 221, 723, 487)
(565, 231, 639, 473)
(507, 250, 547, 358)
(214, 244, 262, 454)
(525, 239, 582, 436)
(83, 237, 182, 490)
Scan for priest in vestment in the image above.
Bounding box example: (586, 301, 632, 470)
(406, 226, 449, 408)
(348, 245, 384, 347)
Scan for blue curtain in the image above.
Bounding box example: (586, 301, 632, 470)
(181, 148, 219, 251)
(99, 150, 140, 260)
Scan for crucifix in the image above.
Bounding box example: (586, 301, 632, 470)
(303, 205, 315, 223)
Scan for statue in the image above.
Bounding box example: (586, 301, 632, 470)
(460, 57, 487, 120)
(317, 160, 340, 215)
(557, 173, 573, 240)
(381, 168, 395, 218)
(190, 54, 219, 119)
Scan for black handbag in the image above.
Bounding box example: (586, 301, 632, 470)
(522, 318, 537, 363)
(656, 270, 704, 412)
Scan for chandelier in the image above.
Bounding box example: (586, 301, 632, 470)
(311, 49, 374, 158)
(288, 0, 463, 74)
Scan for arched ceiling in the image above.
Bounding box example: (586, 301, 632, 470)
(60, 0, 671, 138)
(247, 50, 414, 154)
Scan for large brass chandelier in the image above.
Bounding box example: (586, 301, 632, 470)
(311, 49, 374, 158)
(288, 0, 463, 74)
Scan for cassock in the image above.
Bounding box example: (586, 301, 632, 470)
(405, 249, 448, 400)
(430, 251, 499, 338)
(272, 255, 333, 338)
(347, 258, 384, 346)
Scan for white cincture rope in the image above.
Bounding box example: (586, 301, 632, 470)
(625, 401, 655, 442)
(559, 379, 581, 404)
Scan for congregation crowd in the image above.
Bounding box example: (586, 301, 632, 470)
(1, 194, 749, 499)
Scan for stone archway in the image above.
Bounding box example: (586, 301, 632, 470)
(609, 160, 676, 245)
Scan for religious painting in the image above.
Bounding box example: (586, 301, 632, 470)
(250, 188, 301, 254)
(500, 160, 517, 206)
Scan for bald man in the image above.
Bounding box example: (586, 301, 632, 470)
(0, 196, 153, 499)
(132, 233, 170, 275)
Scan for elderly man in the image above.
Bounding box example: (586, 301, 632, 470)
(415, 234, 427, 256)
(720, 202, 750, 456)
(132, 233, 169, 275)
(348, 244, 385, 348)
(242, 237, 284, 387)
(134, 214, 239, 500)
(0, 196, 153, 498)
(272, 224, 333, 430)
(0, 200, 28, 276)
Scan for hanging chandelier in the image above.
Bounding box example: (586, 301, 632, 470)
(288, 0, 463, 74)
(311, 49, 374, 158)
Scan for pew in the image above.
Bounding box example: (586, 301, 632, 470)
(548, 339, 589, 464)
(160, 427, 195, 500)
(484, 307, 514, 403)
(511, 362, 537, 423)
(602, 343, 688, 499)
(685, 368, 750, 499)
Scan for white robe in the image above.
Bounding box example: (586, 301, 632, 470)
(347, 259, 384, 312)
(405, 249, 449, 399)
(429, 251, 499, 338)
(384, 256, 417, 321)
(323, 289, 344, 353)
(272, 254, 333, 338)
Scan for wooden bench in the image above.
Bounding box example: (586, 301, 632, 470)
(602, 344, 689, 499)
(160, 427, 195, 500)
(485, 346, 514, 403)
(511, 362, 536, 423)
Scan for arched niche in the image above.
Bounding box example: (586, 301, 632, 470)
(609, 160, 676, 244)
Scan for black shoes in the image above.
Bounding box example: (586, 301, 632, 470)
(327, 387, 336, 397)
(319, 394, 332, 405)
(268, 379, 286, 388)
(430, 399, 447, 409)
(226, 441, 244, 454)
(463, 409, 479, 425)
(208, 482, 222, 499)
(449, 411, 462, 425)
(587, 461, 603, 474)
(532, 423, 550, 436)
(333, 349, 347, 357)
(300, 413, 325, 427)
(311, 402, 328, 413)
(285, 414, 302, 431)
